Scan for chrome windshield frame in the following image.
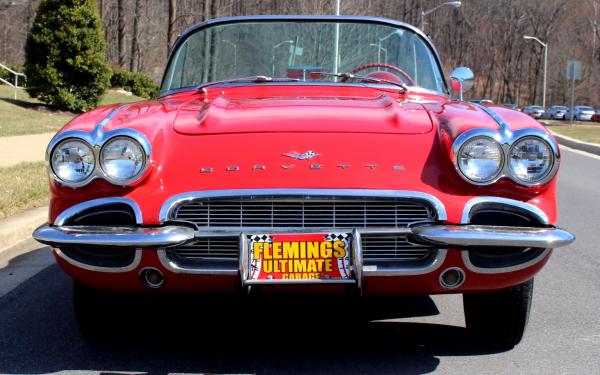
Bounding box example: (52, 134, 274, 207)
(159, 15, 449, 97)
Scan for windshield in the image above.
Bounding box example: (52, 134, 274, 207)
(553, 106, 567, 110)
(161, 19, 446, 94)
(530, 106, 543, 110)
(578, 106, 594, 110)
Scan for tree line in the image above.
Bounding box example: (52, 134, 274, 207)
(1, 0, 599, 107)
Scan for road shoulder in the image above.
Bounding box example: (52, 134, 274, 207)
(0, 206, 47, 255)
(549, 129, 600, 156)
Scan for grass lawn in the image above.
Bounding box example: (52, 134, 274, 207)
(0, 85, 144, 137)
(0, 86, 145, 218)
(550, 124, 600, 144)
(540, 119, 592, 127)
(0, 162, 48, 219)
(0, 86, 74, 136)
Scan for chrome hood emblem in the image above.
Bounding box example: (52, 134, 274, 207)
(283, 150, 320, 160)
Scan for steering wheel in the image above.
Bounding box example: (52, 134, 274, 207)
(347, 63, 415, 86)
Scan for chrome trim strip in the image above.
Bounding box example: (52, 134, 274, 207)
(33, 224, 195, 248)
(461, 248, 551, 274)
(46, 105, 153, 188)
(195, 227, 414, 237)
(452, 104, 560, 187)
(461, 196, 550, 225)
(159, 188, 447, 223)
(54, 248, 142, 273)
(470, 103, 512, 139)
(240, 233, 249, 282)
(362, 250, 447, 276)
(412, 225, 575, 248)
(157, 249, 239, 275)
(54, 197, 143, 226)
(352, 229, 363, 292)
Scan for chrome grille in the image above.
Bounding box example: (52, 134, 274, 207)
(173, 237, 239, 260)
(361, 234, 433, 261)
(173, 235, 433, 263)
(174, 198, 433, 228)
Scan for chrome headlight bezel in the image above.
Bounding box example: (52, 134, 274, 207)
(452, 128, 560, 187)
(99, 136, 148, 185)
(47, 127, 151, 188)
(455, 135, 504, 184)
(508, 136, 556, 185)
(50, 138, 96, 186)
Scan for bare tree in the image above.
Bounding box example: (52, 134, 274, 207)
(2, 0, 600, 107)
(130, 0, 142, 72)
(167, 0, 177, 56)
(117, 0, 126, 67)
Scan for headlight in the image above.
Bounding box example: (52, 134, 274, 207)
(509, 137, 554, 184)
(100, 136, 146, 184)
(51, 139, 95, 183)
(457, 137, 503, 183)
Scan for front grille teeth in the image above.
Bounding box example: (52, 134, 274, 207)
(174, 198, 433, 228)
(170, 196, 436, 265)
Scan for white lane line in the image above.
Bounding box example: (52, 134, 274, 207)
(561, 145, 600, 161)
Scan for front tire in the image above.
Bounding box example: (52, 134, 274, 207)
(463, 279, 534, 348)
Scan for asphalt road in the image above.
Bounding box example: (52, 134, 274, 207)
(0, 147, 596, 375)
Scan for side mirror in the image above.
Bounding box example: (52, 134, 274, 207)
(450, 67, 474, 101)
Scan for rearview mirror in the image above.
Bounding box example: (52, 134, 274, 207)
(450, 67, 474, 101)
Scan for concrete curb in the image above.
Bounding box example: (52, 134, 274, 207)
(549, 130, 600, 156)
(0, 206, 47, 255)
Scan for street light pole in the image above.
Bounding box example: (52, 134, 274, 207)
(220, 39, 237, 72)
(420, 1, 462, 31)
(333, 0, 341, 74)
(524, 35, 548, 109)
(272, 40, 294, 76)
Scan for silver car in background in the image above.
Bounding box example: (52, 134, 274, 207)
(523, 105, 545, 119)
(566, 106, 595, 121)
(543, 105, 568, 120)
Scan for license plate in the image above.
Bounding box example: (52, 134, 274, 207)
(246, 233, 353, 282)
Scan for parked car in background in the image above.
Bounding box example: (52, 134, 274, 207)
(470, 99, 493, 104)
(32, 15, 574, 348)
(566, 106, 595, 121)
(543, 105, 568, 120)
(523, 105, 545, 119)
(502, 103, 519, 111)
(592, 109, 600, 122)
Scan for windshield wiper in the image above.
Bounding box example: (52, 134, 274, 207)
(197, 75, 300, 93)
(308, 71, 408, 92)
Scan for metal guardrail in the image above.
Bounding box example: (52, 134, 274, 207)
(0, 63, 26, 99)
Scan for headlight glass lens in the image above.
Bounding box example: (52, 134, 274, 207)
(100, 137, 145, 183)
(509, 137, 553, 183)
(51, 139, 95, 183)
(457, 137, 503, 183)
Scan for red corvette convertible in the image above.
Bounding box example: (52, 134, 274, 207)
(34, 16, 574, 346)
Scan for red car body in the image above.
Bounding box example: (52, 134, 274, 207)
(46, 84, 559, 293)
(34, 16, 573, 345)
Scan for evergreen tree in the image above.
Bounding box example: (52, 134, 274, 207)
(24, 0, 110, 112)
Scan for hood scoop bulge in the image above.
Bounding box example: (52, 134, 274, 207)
(173, 94, 433, 135)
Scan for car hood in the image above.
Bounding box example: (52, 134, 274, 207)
(172, 93, 433, 135)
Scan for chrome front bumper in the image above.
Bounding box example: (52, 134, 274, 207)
(33, 224, 575, 250)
